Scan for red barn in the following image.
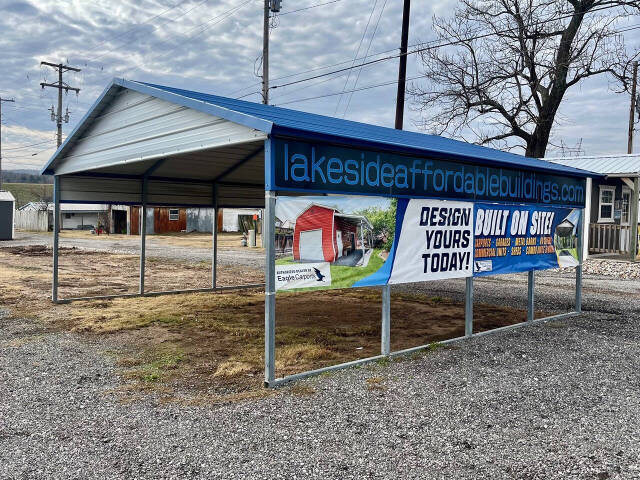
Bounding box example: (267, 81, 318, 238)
(293, 204, 370, 263)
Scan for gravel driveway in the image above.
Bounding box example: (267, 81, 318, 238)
(4, 231, 265, 268)
(1, 267, 639, 479)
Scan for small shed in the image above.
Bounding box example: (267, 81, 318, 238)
(293, 204, 371, 262)
(0, 191, 16, 240)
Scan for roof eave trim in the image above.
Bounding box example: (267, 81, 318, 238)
(604, 172, 640, 178)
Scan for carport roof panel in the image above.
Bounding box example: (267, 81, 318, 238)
(42, 78, 598, 179)
(138, 81, 597, 179)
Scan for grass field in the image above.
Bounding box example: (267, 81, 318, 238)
(0, 245, 540, 403)
(4, 182, 53, 207)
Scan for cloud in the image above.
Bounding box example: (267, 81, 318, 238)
(0, 0, 638, 172)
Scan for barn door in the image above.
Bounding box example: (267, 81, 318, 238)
(130, 206, 140, 235)
(299, 229, 324, 261)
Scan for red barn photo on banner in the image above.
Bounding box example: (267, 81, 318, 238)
(292, 204, 371, 263)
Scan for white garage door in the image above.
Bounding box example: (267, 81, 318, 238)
(299, 229, 325, 261)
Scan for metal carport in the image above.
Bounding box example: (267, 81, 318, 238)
(42, 78, 597, 387)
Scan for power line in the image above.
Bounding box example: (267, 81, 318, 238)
(121, 0, 253, 79)
(334, 0, 378, 116)
(270, 3, 634, 92)
(275, 75, 426, 106)
(275, 22, 640, 108)
(90, 0, 213, 63)
(87, 1, 199, 57)
(276, 0, 342, 16)
(342, 0, 388, 118)
(2, 139, 57, 151)
(40, 61, 81, 147)
(0, 96, 16, 190)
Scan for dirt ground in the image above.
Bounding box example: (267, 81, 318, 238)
(0, 245, 542, 402)
(57, 230, 263, 250)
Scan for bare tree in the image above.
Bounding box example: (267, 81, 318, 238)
(410, 0, 640, 157)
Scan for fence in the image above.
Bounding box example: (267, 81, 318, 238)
(589, 223, 640, 256)
(14, 209, 49, 232)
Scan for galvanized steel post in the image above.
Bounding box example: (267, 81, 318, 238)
(264, 190, 276, 386)
(465, 276, 473, 337)
(575, 208, 584, 313)
(630, 177, 640, 262)
(381, 284, 391, 355)
(139, 178, 148, 295)
(527, 270, 535, 322)
(52, 175, 60, 303)
(212, 184, 218, 289)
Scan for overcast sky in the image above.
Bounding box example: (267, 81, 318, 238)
(0, 0, 638, 172)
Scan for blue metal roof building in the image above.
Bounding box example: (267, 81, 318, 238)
(43, 79, 594, 386)
(43, 78, 595, 182)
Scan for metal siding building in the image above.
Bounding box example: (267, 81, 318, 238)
(547, 154, 640, 258)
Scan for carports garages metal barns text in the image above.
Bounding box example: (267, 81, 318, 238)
(41, 78, 598, 387)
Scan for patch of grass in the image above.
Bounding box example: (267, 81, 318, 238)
(128, 346, 185, 383)
(288, 383, 317, 397)
(376, 356, 391, 367)
(430, 296, 445, 304)
(214, 360, 258, 378)
(276, 344, 338, 369)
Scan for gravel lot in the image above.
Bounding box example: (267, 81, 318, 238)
(1, 266, 639, 479)
(4, 231, 265, 267)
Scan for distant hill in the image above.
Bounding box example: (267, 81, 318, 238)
(2, 169, 52, 184)
(3, 183, 53, 208)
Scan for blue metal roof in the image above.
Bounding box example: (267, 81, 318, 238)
(138, 81, 596, 178)
(42, 78, 598, 178)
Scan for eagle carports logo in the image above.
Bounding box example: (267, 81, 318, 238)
(275, 262, 332, 291)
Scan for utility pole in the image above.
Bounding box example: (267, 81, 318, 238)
(628, 60, 638, 154)
(40, 61, 81, 147)
(394, 0, 411, 130)
(262, 0, 281, 104)
(0, 97, 15, 191)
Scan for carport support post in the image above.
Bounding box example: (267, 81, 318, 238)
(381, 284, 391, 355)
(264, 190, 276, 386)
(576, 208, 584, 313)
(212, 184, 218, 288)
(464, 277, 473, 337)
(630, 177, 639, 262)
(139, 178, 148, 295)
(52, 175, 60, 302)
(527, 270, 535, 322)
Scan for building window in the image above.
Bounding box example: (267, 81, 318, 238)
(598, 186, 615, 222)
(65, 213, 72, 219)
(621, 188, 631, 225)
(169, 209, 180, 221)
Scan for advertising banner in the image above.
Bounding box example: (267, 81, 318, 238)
(473, 203, 581, 276)
(273, 195, 581, 292)
(271, 139, 586, 208)
(387, 199, 473, 284)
